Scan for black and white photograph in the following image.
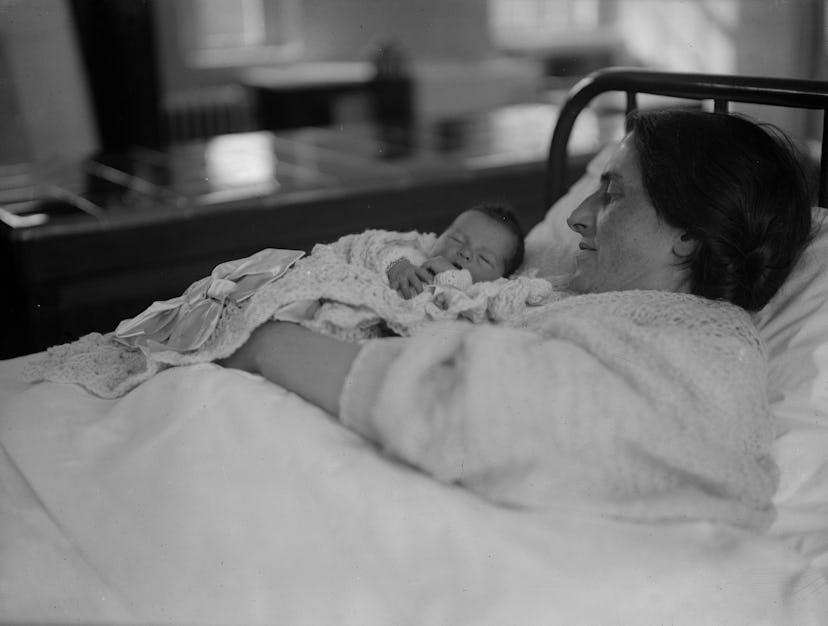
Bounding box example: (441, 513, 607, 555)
(1, 1, 827, 623)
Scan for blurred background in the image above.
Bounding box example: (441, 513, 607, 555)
(1, 0, 826, 356)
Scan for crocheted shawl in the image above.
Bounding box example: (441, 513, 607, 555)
(23, 243, 556, 398)
(341, 290, 778, 529)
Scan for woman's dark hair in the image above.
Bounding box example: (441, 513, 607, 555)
(628, 109, 813, 311)
(468, 203, 525, 276)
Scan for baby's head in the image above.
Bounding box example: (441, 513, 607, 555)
(432, 204, 525, 282)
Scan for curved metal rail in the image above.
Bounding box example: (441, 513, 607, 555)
(546, 67, 828, 207)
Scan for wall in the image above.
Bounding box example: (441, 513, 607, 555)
(0, 37, 30, 164)
(618, 0, 817, 78)
(153, 0, 494, 97)
(618, 0, 739, 74)
(300, 0, 492, 62)
(1, 0, 825, 164)
(616, 0, 821, 138)
(733, 0, 822, 138)
(0, 0, 98, 165)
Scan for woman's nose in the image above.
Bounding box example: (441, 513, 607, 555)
(566, 190, 598, 235)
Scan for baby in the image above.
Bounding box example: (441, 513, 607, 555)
(384, 204, 525, 299)
(29, 203, 554, 398)
(111, 202, 528, 352)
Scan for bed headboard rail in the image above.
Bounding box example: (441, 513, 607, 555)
(546, 67, 828, 207)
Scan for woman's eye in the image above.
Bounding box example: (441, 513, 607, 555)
(602, 190, 621, 205)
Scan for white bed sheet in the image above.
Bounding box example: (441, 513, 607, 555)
(1, 355, 827, 625)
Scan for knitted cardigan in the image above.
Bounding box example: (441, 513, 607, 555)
(23, 230, 555, 398)
(340, 290, 778, 530)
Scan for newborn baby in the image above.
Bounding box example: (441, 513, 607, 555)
(111, 203, 530, 353)
(385, 204, 525, 299)
(27, 204, 556, 398)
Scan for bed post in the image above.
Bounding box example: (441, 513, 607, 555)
(821, 110, 828, 207)
(545, 67, 828, 210)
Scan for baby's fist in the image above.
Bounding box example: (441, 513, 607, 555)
(387, 258, 433, 299)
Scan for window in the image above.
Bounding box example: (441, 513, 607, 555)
(488, 0, 616, 52)
(823, 0, 828, 69)
(193, 0, 267, 50)
(490, 0, 601, 35)
(179, 0, 302, 67)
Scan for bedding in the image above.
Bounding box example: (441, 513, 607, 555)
(2, 358, 827, 625)
(341, 290, 779, 530)
(3, 68, 828, 624)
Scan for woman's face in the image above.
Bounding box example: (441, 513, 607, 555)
(566, 136, 692, 294)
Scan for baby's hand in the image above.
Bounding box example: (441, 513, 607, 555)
(420, 255, 456, 276)
(387, 258, 434, 299)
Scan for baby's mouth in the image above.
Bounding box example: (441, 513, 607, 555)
(452, 261, 463, 270)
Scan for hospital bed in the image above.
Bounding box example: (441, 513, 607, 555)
(1, 67, 827, 624)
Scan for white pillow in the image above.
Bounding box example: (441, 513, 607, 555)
(525, 150, 828, 561)
(521, 145, 616, 279)
(754, 207, 828, 562)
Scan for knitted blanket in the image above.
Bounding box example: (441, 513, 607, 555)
(23, 244, 557, 398)
(340, 290, 778, 529)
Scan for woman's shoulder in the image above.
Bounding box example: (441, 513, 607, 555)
(529, 289, 761, 348)
(599, 289, 752, 321)
(542, 288, 744, 314)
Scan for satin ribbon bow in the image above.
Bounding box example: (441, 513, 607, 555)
(115, 248, 305, 353)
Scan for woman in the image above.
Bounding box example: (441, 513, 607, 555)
(222, 109, 813, 530)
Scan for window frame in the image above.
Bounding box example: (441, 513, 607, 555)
(487, 0, 619, 54)
(172, 0, 303, 70)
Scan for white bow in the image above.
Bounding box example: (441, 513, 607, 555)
(115, 248, 305, 353)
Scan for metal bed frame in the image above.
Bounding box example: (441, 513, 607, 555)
(546, 67, 828, 208)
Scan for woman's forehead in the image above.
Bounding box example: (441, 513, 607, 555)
(604, 139, 642, 188)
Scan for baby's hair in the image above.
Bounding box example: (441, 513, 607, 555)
(467, 203, 525, 276)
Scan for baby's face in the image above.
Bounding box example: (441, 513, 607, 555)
(431, 210, 515, 282)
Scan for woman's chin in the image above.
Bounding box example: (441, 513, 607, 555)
(568, 271, 594, 294)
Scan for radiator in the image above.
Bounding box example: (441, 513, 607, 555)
(163, 85, 259, 143)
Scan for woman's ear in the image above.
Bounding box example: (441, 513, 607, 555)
(672, 232, 697, 259)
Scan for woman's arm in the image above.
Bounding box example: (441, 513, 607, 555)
(221, 321, 362, 415)
(221, 308, 775, 527)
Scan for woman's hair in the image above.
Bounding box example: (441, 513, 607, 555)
(468, 203, 526, 276)
(628, 108, 813, 311)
